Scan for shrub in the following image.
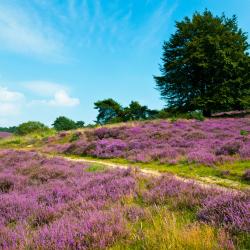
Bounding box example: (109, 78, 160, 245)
(15, 121, 49, 135)
(187, 111, 205, 121)
(52, 116, 77, 131)
(197, 193, 250, 232)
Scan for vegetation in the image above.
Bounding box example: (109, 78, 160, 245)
(15, 121, 49, 136)
(0, 8, 249, 250)
(52, 116, 85, 131)
(0, 150, 248, 249)
(94, 99, 159, 125)
(0, 126, 17, 133)
(155, 10, 250, 116)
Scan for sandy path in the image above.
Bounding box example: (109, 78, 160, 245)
(60, 155, 246, 194)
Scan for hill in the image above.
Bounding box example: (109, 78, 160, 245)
(0, 118, 249, 249)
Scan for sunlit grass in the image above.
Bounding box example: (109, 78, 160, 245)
(111, 207, 234, 250)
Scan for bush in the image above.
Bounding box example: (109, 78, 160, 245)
(187, 111, 205, 121)
(15, 121, 49, 136)
(52, 116, 77, 131)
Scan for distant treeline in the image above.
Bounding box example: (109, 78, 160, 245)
(0, 126, 17, 133)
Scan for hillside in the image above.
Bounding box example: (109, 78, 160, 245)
(29, 118, 250, 189)
(0, 118, 249, 249)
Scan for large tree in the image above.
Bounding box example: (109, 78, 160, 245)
(154, 10, 250, 116)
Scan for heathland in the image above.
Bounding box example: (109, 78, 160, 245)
(0, 117, 249, 249)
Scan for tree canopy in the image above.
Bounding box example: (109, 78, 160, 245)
(52, 116, 85, 131)
(154, 10, 250, 116)
(94, 99, 124, 125)
(94, 99, 158, 124)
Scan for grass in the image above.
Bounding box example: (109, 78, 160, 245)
(110, 172, 250, 250)
(0, 130, 56, 148)
(111, 199, 240, 250)
(85, 163, 106, 172)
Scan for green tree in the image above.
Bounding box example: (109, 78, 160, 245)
(94, 99, 123, 124)
(75, 121, 85, 128)
(154, 10, 250, 116)
(124, 101, 148, 120)
(15, 121, 49, 135)
(0, 126, 17, 133)
(52, 116, 77, 131)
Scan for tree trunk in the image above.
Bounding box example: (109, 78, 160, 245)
(203, 109, 212, 117)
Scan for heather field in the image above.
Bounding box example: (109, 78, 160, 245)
(1, 118, 250, 188)
(0, 149, 249, 249)
(43, 118, 250, 164)
(26, 118, 250, 189)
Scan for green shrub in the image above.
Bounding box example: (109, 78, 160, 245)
(15, 121, 49, 136)
(187, 111, 205, 121)
(52, 116, 77, 131)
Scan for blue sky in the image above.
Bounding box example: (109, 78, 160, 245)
(0, 0, 249, 126)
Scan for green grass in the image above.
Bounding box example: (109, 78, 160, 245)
(85, 163, 106, 172)
(0, 130, 56, 149)
(110, 181, 248, 250)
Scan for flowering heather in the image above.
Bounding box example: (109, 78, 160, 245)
(46, 118, 250, 166)
(0, 150, 135, 249)
(142, 175, 250, 232)
(198, 193, 250, 232)
(142, 175, 216, 209)
(0, 150, 249, 249)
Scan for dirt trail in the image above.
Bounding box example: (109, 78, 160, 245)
(61, 155, 245, 194)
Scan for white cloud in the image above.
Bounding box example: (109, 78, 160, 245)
(0, 87, 24, 117)
(0, 86, 24, 102)
(48, 90, 80, 107)
(0, 2, 65, 61)
(24, 81, 68, 97)
(25, 81, 80, 107)
(0, 103, 20, 116)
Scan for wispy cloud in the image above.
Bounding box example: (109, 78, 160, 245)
(0, 86, 25, 116)
(0, 1, 65, 62)
(25, 81, 80, 107)
(24, 81, 69, 97)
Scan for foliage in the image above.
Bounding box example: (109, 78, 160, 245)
(155, 10, 250, 116)
(52, 116, 84, 131)
(0, 127, 17, 133)
(15, 121, 49, 136)
(94, 99, 124, 125)
(94, 99, 159, 124)
(75, 121, 85, 128)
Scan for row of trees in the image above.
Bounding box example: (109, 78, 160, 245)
(94, 99, 159, 124)
(0, 117, 85, 135)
